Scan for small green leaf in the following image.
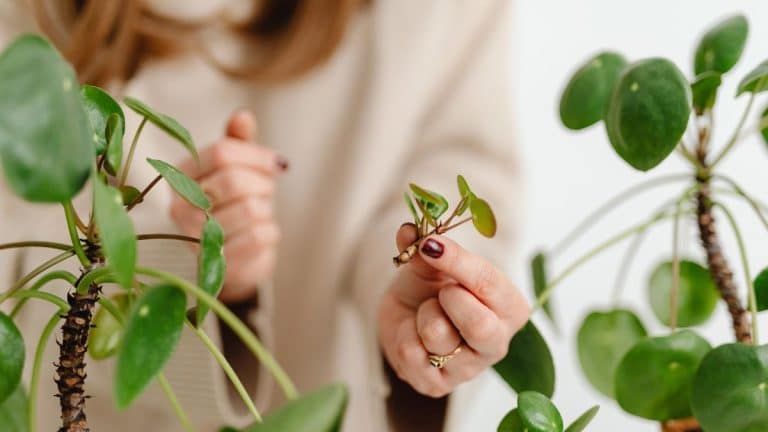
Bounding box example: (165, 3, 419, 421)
(531, 252, 556, 328)
(560, 51, 628, 130)
(564, 406, 600, 432)
(754, 266, 768, 311)
(760, 106, 768, 150)
(0, 385, 28, 432)
(94, 179, 137, 289)
(694, 15, 749, 76)
(0, 312, 24, 405)
(123, 96, 198, 160)
(104, 113, 124, 176)
(81, 84, 125, 155)
(577, 309, 647, 397)
(197, 217, 226, 325)
(115, 284, 186, 409)
(691, 72, 722, 115)
(605, 58, 691, 171)
(147, 158, 210, 210)
(737, 60, 768, 96)
(90, 294, 132, 360)
(0, 34, 92, 202)
(404, 192, 419, 224)
(614, 330, 711, 420)
(470, 198, 496, 237)
(691, 343, 768, 432)
(456, 175, 474, 216)
(241, 383, 348, 432)
(120, 185, 142, 206)
(409, 183, 449, 220)
(494, 321, 555, 397)
(517, 391, 563, 432)
(648, 259, 719, 327)
(498, 409, 526, 432)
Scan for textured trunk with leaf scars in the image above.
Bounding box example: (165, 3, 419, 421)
(661, 417, 703, 432)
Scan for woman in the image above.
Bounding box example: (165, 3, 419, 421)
(0, 0, 527, 431)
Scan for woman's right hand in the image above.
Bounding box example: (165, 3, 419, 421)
(171, 110, 288, 303)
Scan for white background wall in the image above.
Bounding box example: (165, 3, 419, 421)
(458, 1, 768, 430)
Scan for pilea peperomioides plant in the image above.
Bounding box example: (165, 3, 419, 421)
(0, 34, 348, 432)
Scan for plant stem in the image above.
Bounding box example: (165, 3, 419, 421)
(0, 251, 75, 304)
(11, 270, 77, 318)
(0, 241, 72, 252)
(711, 90, 757, 167)
(135, 266, 299, 399)
(676, 142, 702, 169)
(11, 290, 70, 311)
(126, 174, 162, 211)
(119, 117, 148, 187)
(713, 174, 768, 232)
(715, 202, 759, 344)
(157, 373, 195, 432)
(442, 196, 468, 228)
(187, 322, 263, 422)
(669, 199, 684, 331)
(137, 234, 200, 244)
(63, 202, 89, 266)
(30, 311, 65, 432)
(76, 267, 113, 294)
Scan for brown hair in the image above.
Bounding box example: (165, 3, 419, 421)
(30, 0, 360, 86)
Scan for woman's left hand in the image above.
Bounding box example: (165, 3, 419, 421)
(378, 223, 529, 397)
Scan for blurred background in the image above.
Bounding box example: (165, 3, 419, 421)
(454, 0, 768, 430)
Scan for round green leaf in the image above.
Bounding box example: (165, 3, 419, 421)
(104, 113, 124, 176)
(147, 158, 210, 210)
(560, 52, 628, 130)
(498, 408, 525, 432)
(517, 391, 563, 432)
(81, 84, 125, 155)
(242, 383, 348, 432)
(737, 60, 768, 96)
(0, 312, 24, 405)
(94, 179, 137, 289)
(576, 309, 647, 397)
(196, 217, 226, 325)
(470, 198, 496, 237)
(754, 266, 768, 312)
(691, 71, 722, 115)
(123, 96, 198, 160)
(409, 183, 449, 220)
(605, 58, 691, 171)
(564, 405, 600, 432)
(648, 259, 719, 327)
(90, 294, 132, 360)
(531, 252, 556, 328)
(494, 320, 555, 397)
(115, 284, 186, 409)
(120, 185, 142, 206)
(614, 330, 711, 420)
(691, 343, 768, 432)
(694, 15, 748, 75)
(456, 175, 474, 216)
(0, 384, 27, 432)
(0, 34, 92, 202)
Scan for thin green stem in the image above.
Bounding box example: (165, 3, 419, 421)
(135, 266, 298, 399)
(0, 241, 72, 252)
(29, 311, 64, 432)
(137, 234, 200, 244)
(126, 175, 162, 211)
(550, 174, 690, 258)
(711, 90, 758, 167)
(0, 251, 75, 304)
(10, 289, 70, 312)
(10, 270, 76, 318)
(157, 373, 195, 432)
(676, 142, 702, 169)
(713, 174, 768, 232)
(437, 216, 472, 234)
(715, 202, 759, 344)
(187, 322, 262, 422)
(97, 296, 125, 324)
(76, 267, 113, 294)
(119, 117, 148, 187)
(63, 202, 89, 266)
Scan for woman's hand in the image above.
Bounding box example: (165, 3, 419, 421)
(378, 223, 529, 397)
(171, 110, 288, 303)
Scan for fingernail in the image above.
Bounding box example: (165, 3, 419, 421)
(276, 156, 289, 172)
(421, 238, 444, 258)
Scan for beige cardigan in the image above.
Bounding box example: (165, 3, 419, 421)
(0, 1, 519, 430)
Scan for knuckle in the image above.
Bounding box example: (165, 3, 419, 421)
(421, 318, 450, 345)
(474, 263, 498, 299)
(465, 315, 497, 345)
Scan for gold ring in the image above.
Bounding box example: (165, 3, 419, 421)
(428, 345, 463, 369)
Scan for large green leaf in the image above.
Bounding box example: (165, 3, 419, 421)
(564, 406, 600, 432)
(559, 52, 628, 130)
(648, 260, 719, 327)
(517, 391, 563, 432)
(90, 294, 132, 360)
(494, 321, 555, 397)
(691, 71, 722, 115)
(694, 15, 748, 75)
(104, 113, 124, 176)
(80, 84, 125, 155)
(409, 183, 449, 220)
(737, 60, 768, 96)
(470, 198, 497, 238)
(576, 309, 647, 397)
(531, 252, 555, 328)
(0, 312, 24, 404)
(241, 383, 348, 432)
(753, 266, 768, 311)
(691, 343, 768, 432)
(147, 158, 210, 210)
(614, 330, 711, 420)
(0, 34, 91, 202)
(123, 97, 198, 160)
(115, 284, 186, 409)
(94, 179, 136, 289)
(0, 385, 28, 432)
(498, 408, 526, 432)
(196, 217, 226, 325)
(605, 58, 691, 171)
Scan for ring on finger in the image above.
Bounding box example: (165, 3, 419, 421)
(428, 344, 463, 369)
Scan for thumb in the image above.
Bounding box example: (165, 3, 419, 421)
(226, 109, 257, 141)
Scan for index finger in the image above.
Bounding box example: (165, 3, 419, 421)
(179, 139, 282, 179)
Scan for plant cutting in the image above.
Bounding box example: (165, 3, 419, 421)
(0, 34, 347, 432)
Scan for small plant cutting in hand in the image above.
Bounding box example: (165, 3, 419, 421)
(0, 34, 347, 432)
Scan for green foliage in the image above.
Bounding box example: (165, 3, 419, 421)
(456, 174, 474, 215)
(517, 391, 563, 432)
(90, 294, 132, 360)
(754, 266, 768, 311)
(94, 178, 137, 289)
(576, 309, 647, 397)
(694, 15, 748, 75)
(691, 343, 768, 432)
(648, 260, 719, 327)
(530, 252, 555, 327)
(614, 330, 711, 420)
(124, 97, 198, 160)
(564, 406, 599, 432)
(691, 71, 722, 115)
(120, 185, 142, 206)
(409, 183, 449, 220)
(403, 192, 419, 224)
(559, 52, 627, 130)
(494, 320, 555, 398)
(470, 198, 497, 237)
(115, 284, 186, 409)
(147, 158, 211, 210)
(104, 113, 124, 175)
(760, 106, 768, 149)
(80, 84, 125, 156)
(0, 385, 28, 432)
(0, 35, 91, 202)
(497, 408, 526, 432)
(737, 60, 768, 95)
(196, 217, 226, 325)
(240, 383, 348, 432)
(0, 312, 24, 404)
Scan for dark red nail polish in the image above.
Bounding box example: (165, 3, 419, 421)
(421, 238, 444, 258)
(276, 156, 289, 172)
